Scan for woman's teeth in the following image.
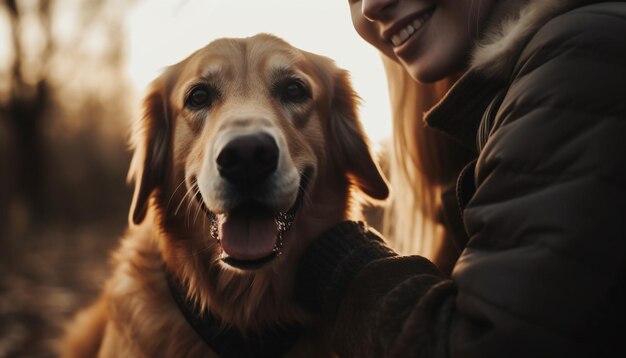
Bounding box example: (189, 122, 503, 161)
(390, 11, 432, 47)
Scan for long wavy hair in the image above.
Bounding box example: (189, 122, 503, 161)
(380, 56, 471, 268)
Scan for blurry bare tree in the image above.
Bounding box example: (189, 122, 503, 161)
(0, 0, 136, 231)
(1, 0, 50, 224)
(0, 0, 138, 356)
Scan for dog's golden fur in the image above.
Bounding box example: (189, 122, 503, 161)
(60, 34, 388, 357)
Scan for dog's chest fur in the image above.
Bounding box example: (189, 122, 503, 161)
(101, 224, 333, 357)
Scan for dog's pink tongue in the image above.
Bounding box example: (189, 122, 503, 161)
(220, 206, 277, 261)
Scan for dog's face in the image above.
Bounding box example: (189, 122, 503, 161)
(128, 34, 387, 326)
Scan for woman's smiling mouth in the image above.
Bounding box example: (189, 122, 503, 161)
(388, 8, 435, 47)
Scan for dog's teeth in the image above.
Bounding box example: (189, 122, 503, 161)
(271, 210, 295, 257)
(208, 211, 220, 243)
(275, 211, 295, 232)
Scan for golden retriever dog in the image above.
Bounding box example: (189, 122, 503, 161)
(61, 33, 388, 358)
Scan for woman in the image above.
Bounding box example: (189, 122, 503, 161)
(295, 0, 626, 357)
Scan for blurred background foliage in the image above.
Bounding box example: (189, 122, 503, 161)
(0, 0, 137, 355)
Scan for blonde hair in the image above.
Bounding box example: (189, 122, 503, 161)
(380, 57, 470, 261)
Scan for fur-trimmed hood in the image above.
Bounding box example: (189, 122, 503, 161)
(425, 0, 622, 148)
(471, 0, 601, 78)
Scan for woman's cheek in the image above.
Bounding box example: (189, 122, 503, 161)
(352, 14, 396, 60)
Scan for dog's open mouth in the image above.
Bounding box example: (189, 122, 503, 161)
(209, 201, 296, 270)
(193, 170, 309, 270)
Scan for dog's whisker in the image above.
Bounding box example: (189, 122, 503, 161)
(175, 185, 195, 216)
(185, 194, 195, 228)
(298, 170, 314, 206)
(299, 183, 314, 208)
(202, 207, 208, 234)
(192, 186, 204, 226)
(182, 184, 201, 228)
(177, 189, 197, 230)
(166, 179, 188, 212)
(181, 194, 194, 221)
(187, 185, 204, 228)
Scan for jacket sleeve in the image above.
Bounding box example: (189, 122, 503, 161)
(294, 221, 454, 358)
(296, 5, 626, 358)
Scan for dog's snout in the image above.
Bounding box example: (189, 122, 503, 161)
(217, 133, 279, 186)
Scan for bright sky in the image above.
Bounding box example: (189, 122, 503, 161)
(126, 0, 391, 142)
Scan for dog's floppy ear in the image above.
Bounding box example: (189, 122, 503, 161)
(329, 69, 389, 200)
(128, 78, 172, 225)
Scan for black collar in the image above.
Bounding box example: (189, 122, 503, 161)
(425, 71, 507, 150)
(164, 268, 303, 358)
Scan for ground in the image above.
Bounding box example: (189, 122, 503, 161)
(0, 220, 125, 357)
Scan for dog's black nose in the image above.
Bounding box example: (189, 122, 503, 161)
(217, 133, 279, 187)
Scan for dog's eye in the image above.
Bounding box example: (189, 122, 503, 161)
(185, 85, 216, 109)
(278, 80, 310, 104)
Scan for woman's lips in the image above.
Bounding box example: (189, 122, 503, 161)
(388, 8, 435, 48)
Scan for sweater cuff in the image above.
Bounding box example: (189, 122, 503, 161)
(294, 221, 397, 320)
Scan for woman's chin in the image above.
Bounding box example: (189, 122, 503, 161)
(401, 54, 468, 84)
(402, 61, 443, 84)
